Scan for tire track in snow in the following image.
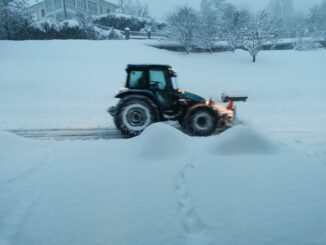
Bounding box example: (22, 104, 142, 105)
(9, 128, 124, 140)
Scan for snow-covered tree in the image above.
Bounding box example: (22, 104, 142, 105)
(242, 11, 277, 62)
(167, 6, 198, 53)
(307, 0, 326, 35)
(0, 0, 29, 39)
(266, 0, 294, 37)
(196, 0, 226, 52)
(223, 8, 250, 52)
(118, 0, 150, 18)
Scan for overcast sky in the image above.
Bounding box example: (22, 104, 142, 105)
(138, 0, 323, 19)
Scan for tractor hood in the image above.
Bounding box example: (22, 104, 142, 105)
(180, 90, 206, 103)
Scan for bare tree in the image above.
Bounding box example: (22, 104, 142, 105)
(167, 6, 198, 54)
(266, 0, 294, 37)
(242, 11, 277, 62)
(223, 8, 250, 52)
(307, 0, 326, 35)
(197, 0, 225, 52)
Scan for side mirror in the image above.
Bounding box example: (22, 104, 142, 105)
(168, 70, 177, 77)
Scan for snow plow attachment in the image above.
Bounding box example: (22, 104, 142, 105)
(221, 93, 248, 103)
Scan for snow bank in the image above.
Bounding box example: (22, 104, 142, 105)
(133, 123, 190, 159)
(210, 125, 282, 155)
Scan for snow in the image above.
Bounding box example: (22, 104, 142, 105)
(1, 124, 326, 245)
(0, 39, 326, 244)
(1, 40, 325, 154)
(134, 123, 191, 159)
(209, 125, 282, 155)
(59, 19, 80, 28)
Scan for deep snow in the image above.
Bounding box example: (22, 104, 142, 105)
(1, 124, 326, 245)
(0, 40, 326, 244)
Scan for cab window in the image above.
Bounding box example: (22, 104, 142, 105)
(149, 70, 167, 90)
(128, 70, 146, 88)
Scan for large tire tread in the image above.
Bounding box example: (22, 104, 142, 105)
(183, 104, 219, 136)
(114, 95, 159, 137)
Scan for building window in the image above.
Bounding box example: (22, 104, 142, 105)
(41, 9, 45, 17)
(54, 0, 62, 9)
(77, 0, 86, 10)
(66, 0, 75, 7)
(88, 1, 97, 15)
(100, 6, 102, 14)
(107, 8, 110, 14)
(45, 0, 53, 12)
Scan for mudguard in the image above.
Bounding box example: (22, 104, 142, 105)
(115, 88, 157, 101)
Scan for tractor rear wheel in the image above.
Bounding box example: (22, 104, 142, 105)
(114, 95, 160, 137)
(184, 105, 219, 136)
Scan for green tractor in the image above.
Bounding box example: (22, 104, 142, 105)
(108, 65, 247, 137)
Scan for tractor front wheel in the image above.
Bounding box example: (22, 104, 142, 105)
(114, 95, 159, 137)
(184, 105, 219, 136)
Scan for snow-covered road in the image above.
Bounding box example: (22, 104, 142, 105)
(9, 127, 124, 140)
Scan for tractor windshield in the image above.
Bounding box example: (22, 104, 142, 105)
(168, 69, 179, 90)
(171, 76, 179, 90)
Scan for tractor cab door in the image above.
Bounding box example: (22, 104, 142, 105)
(148, 69, 174, 111)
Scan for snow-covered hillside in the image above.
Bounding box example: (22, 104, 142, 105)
(0, 40, 326, 245)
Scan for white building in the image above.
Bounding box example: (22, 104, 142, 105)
(27, 0, 119, 21)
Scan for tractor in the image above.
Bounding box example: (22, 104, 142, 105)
(108, 65, 247, 137)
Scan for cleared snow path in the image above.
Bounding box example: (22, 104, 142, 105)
(9, 127, 124, 140)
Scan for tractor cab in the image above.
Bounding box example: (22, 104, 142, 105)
(123, 64, 178, 110)
(117, 65, 206, 115)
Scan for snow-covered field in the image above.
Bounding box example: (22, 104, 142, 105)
(0, 40, 326, 245)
